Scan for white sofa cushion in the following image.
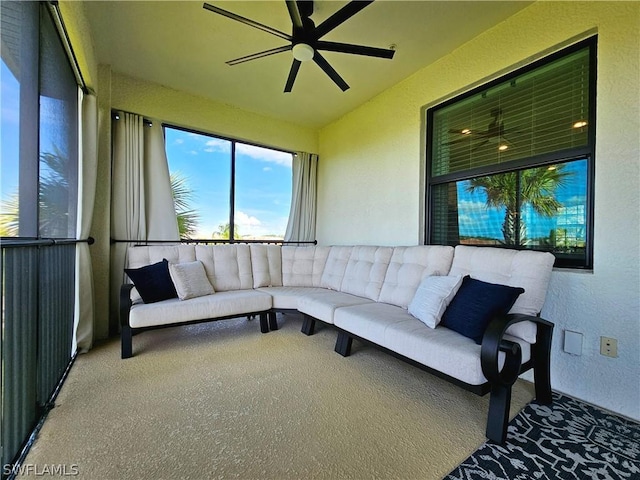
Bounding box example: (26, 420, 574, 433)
(448, 246, 555, 343)
(129, 290, 272, 329)
(169, 260, 215, 300)
(195, 244, 254, 292)
(250, 244, 283, 288)
(126, 245, 196, 269)
(334, 302, 531, 386)
(257, 286, 327, 310)
(378, 246, 455, 308)
(281, 246, 330, 287)
(408, 275, 463, 328)
(320, 246, 354, 290)
(340, 246, 393, 301)
(297, 290, 373, 324)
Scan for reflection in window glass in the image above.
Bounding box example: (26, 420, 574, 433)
(431, 159, 588, 264)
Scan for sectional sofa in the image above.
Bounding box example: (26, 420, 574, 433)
(120, 243, 555, 443)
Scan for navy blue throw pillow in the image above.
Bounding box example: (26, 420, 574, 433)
(125, 259, 177, 304)
(440, 276, 524, 344)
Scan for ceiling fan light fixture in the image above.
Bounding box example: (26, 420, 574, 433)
(292, 43, 314, 62)
(573, 120, 588, 128)
(461, 128, 471, 135)
(498, 144, 509, 151)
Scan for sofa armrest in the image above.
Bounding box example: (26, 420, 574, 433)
(481, 313, 554, 443)
(481, 313, 550, 387)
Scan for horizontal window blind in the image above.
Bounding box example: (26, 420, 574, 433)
(431, 46, 590, 177)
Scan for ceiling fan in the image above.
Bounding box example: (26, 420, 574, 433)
(446, 108, 520, 151)
(202, 1, 396, 92)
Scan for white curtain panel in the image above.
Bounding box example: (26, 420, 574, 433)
(110, 112, 179, 335)
(284, 152, 318, 242)
(144, 122, 180, 240)
(75, 92, 98, 352)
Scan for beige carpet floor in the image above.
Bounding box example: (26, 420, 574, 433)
(20, 313, 535, 479)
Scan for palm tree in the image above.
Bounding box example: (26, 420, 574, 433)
(0, 191, 19, 237)
(170, 172, 199, 239)
(212, 223, 241, 240)
(466, 165, 571, 245)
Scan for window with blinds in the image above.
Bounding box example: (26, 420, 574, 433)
(426, 37, 596, 269)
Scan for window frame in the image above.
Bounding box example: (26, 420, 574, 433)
(162, 123, 294, 241)
(425, 36, 597, 269)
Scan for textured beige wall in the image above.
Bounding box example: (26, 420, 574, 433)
(318, 1, 640, 420)
(110, 73, 318, 155)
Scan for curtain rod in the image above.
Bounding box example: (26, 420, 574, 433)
(48, 1, 90, 95)
(111, 110, 153, 127)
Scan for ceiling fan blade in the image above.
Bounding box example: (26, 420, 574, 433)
(284, 59, 302, 92)
(203, 2, 291, 41)
(314, 1, 374, 39)
(227, 45, 292, 66)
(316, 41, 395, 59)
(313, 51, 349, 91)
(285, 0, 304, 30)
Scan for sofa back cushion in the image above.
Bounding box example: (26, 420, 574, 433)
(378, 246, 455, 308)
(320, 246, 354, 290)
(281, 246, 330, 287)
(250, 244, 283, 288)
(339, 246, 393, 301)
(448, 245, 555, 343)
(126, 245, 196, 269)
(195, 244, 253, 291)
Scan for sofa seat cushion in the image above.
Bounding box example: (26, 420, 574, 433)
(334, 303, 531, 386)
(129, 290, 272, 329)
(257, 286, 328, 310)
(297, 290, 374, 324)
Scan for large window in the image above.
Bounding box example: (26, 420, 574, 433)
(164, 126, 293, 240)
(426, 38, 596, 268)
(1, 1, 79, 239)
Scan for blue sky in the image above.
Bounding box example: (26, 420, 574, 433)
(1, 60, 20, 200)
(164, 128, 293, 239)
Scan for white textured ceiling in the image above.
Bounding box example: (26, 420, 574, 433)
(83, 1, 532, 128)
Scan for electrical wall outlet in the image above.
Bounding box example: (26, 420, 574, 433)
(600, 336, 618, 358)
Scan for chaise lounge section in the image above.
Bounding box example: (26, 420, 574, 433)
(120, 242, 555, 444)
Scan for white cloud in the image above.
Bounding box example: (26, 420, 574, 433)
(174, 138, 184, 145)
(236, 144, 292, 167)
(204, 138, 231, 154)
(234, 211, 262, 227)
(263, 167, 272, 172)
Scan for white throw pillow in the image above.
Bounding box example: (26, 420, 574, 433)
(169, 261, 215, 300)
(408, 275, 463, 328)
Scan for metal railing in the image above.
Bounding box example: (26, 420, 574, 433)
(110, 238, 317, 245)
(1, 238, 84, 474)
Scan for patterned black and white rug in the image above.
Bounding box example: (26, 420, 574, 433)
(445, 392, 640, 480)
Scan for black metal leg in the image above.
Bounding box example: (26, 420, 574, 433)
(259, 313, 269, 334)
(335, 331, 353, 357)
(121, 325, 133, 359)
(301, 314, 316, 336)
(486, 383, 512, 444)
(533, 322, 554, 405)
(268, 311, 278, 331)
